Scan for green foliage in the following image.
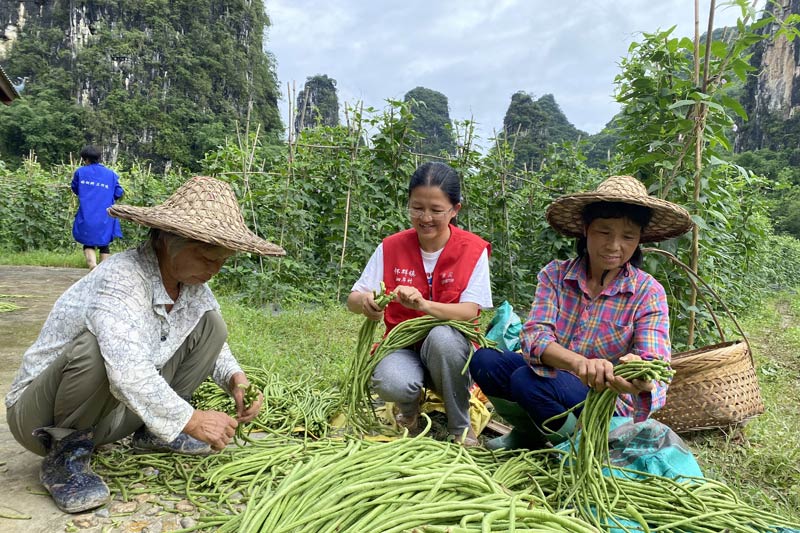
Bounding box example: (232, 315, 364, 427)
(295, 74, 340, 133)
(0, 158, 77, 251)
(220, 298, 362, 387)
(0, 0, 282, 171)
(581, 121, 621, 169)
(608, 8, 792, 349)
(1, 1, 798, 351)
(404, 87, 457, 156)
(0, 153, 185, 252)
(734, 148, 800, 239)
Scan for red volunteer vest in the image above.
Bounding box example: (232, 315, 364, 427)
(382, 225, 491, 333)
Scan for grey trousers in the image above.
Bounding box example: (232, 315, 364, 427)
(372, 325, 472, 434)
(7, 311, 227, 456)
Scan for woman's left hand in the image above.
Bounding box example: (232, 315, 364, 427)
(608, 353, 656, 395)
(392, 285, 429, 313)
(230, 372, 264, 423)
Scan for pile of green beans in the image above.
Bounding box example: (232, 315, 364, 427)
(560, 359, 674, 530)
(88, 351, 800, 532)
(192, 368, 340, 440)
(183, 424, 597, 533)
(342, 282, 497, 433)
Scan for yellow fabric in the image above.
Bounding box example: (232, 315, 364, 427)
(380, 388, 491, 436)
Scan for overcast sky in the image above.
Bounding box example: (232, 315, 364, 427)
(265, 1, 753, 146)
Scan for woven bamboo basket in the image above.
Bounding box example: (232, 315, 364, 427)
(643, 248, 765, 433)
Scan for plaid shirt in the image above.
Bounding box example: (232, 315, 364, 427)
(521, 257, 670, 421)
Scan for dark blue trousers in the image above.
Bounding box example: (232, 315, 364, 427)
(469, 348, 589, 427)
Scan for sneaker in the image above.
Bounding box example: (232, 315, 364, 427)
(130, 428, 213, 456)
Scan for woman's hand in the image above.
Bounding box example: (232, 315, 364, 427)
(572, 357, 616, 391)
(183, 410, 237, 451)
(392, 285, 428, 313)
(607, 353, 656, 395)
(230, 372, 263, 423)
(360, 292, 385, 321)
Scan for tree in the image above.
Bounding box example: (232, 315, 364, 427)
(294, 74, 340, 134)
(403, 86, 456, 156)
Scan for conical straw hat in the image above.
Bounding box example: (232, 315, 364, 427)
(109, 176, 285, 256)
(545, 175, 693, 243)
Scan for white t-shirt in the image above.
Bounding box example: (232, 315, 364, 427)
(351, 243, 493, 309)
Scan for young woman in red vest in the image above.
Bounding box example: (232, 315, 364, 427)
(347, 162, 493, 446)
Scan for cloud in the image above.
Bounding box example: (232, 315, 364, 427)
(266, 0, 753, 144)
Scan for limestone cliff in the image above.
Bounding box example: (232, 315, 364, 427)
(736, 0, 800, 151)
(0, 0, 282, 169)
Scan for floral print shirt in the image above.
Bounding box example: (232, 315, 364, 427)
(5, 243, 242, 441)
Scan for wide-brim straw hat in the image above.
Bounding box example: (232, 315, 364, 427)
(109, 176, 286, 256)
(545, 175, 693, 243)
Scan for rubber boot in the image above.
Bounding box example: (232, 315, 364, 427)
(36, 428, 110, 513)
(485, 396, 548, 450)
(541, 412, 578, 445)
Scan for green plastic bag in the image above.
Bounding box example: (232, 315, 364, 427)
(485, 300, 522, 352)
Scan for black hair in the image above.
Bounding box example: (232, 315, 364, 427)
(575, 201, 652, 268)
(408, 162, 461, 206)
(79, 145, 101, 164)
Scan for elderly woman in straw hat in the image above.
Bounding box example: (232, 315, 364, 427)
(5, 176, 285, 513)
(469, 175, 692, 451)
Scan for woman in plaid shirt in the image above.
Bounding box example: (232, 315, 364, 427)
(470, 175, 693, 450)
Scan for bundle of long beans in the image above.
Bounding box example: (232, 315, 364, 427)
(339, 282, 395, 430)
(0, 301, 21, 312)
(342, 282, 497, 433)
(0, 293, 27, 313)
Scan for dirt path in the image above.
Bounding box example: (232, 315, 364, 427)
(0, 266, 193, 533)
(0, 266, 86, 532)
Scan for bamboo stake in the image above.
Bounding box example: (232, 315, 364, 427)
(455, 118, 476, 233)
(336, 101, 364, 302)
(277, 81, 297, 276)
(493, 133, 517, 304)
(688, 0, 716, 346)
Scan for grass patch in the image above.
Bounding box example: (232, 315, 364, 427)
(220, 297, 363, 388)
(0, 249, 86, 268)
(684, 290, 800, 521)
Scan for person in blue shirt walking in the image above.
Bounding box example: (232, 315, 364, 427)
(71, 145, 125, 270)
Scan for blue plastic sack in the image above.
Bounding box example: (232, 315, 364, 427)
(485, 300, 522, 352)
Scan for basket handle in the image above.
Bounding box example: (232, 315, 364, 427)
(642, 247, 753, 364)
